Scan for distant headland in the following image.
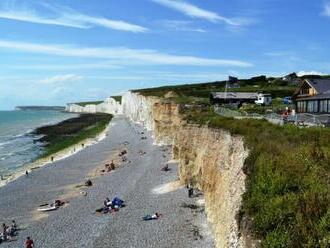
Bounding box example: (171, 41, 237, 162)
(15, 106, 65, 111)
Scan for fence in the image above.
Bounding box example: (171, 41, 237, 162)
(214, 106, 330, 127)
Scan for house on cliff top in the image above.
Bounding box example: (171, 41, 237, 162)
(293, 79, 330, 113)
(210, 92, 272, 106)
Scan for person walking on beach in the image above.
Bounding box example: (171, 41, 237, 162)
(11, 220, 17, 235)
(25, 237, 34, 248)
(1, 223, 7, 241)
(25, 170, 29, 177)
(110, 160, 115, 170)
(187, 184, 194, 198)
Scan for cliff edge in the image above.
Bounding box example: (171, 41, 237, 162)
(122, 91, 249, 248)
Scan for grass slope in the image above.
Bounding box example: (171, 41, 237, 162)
(133, 76, 297, 103)
(74, 101, 103, 107)
(34, 113, 113, 157)
(111, 95, 122, 103)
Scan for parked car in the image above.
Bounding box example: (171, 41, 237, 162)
(283, 96, 292, 104)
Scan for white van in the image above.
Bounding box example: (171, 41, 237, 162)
(255, 93, 272, 106)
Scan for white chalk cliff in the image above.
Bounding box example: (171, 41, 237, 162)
(121, 91, 248, 248)
(66, 97, 122, 115)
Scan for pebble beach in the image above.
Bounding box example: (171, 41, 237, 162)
(0, 116, 214, 248)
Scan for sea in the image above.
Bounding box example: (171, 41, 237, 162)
(0, 110, 77, 180)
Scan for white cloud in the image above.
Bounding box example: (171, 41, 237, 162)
(0, 4, 148, 32)
(0, 40, 253, 67)
(38, 74, 83, 84)
(265, 52, 289, 57)
(264, 51, 299, 61)
(297, 71, 327, 77)
(88, 72, 227, 81)
(160, 20, 207, 32)
(322, 3, 330, 16)
(151, 0, 251, 26)
(10, 63, 121, 71)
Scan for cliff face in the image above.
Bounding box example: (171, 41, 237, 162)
(153, 102, 182, 145)
(66, 97, 122, 114)
(122, 91, 248, 248)
(122, 91, 159, 131)
(173, 125, 248, 248)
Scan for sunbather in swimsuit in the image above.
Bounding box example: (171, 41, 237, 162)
(143, 213, 161, 221)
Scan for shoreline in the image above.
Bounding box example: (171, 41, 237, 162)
(0, 119, 112, 188)
(0, 116, 214, 248)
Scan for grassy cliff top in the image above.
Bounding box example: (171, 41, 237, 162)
(74, 101, 103, 107)
(111, 95, 122, 103)
(185, 108, 330, 247)
(133, 74, 330, 102)
(132, 75, 299, 104)
(138, 73, 330, 246)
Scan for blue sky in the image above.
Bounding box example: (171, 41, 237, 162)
(0, 0, 330, 109)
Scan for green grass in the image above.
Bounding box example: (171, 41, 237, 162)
(111, 95, 122, 103)
(238, 98, 294, 115)
(133, 76, 296, 100)
(185, 109, 330, 247)
(74, 101, 103, 107)
(35, 114, 113, 158)
(133, 74, 329, 246)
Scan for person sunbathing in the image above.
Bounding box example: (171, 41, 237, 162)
(54, 200, 65, 207)
(104, 198, 111, 207)
(139, 150, 146, 155)
(143, 213, 162, 221)
(85, 180, 93, 187)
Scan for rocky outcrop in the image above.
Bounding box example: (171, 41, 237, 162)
(122, 91, 249, 248)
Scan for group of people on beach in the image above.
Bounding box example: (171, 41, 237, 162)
(7, 128, 186, 246)
(1, 220, 34, 247)
(1, 220, 17, 243)
(96, 197, 125, 214)
(104, 160, 115, 172)
(119, 149, 131, 163)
